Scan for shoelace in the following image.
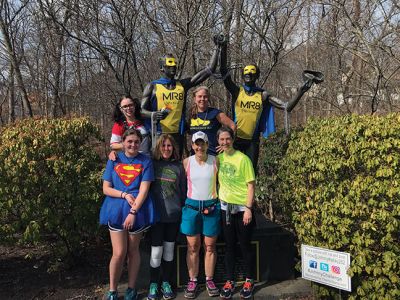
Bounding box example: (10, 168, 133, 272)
(243, 281, 253, 290)
(207, 280, 217, 289)
(187, 281, 197, 291)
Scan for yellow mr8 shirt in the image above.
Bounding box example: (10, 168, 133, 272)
(155, 82, 185, 133)
(235, 86, 263, 140)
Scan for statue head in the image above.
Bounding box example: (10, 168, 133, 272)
(159, 54, 177, 79)
(242, 64, 260, 85)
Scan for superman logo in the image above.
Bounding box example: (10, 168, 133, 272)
(114, 164, 142, 186)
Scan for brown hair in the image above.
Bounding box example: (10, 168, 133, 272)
(216, 126, 235, 140)
(122, 128, 143, 142)
(113, 95, 141, 122)
(189, 86, 211, 120)
(152, 134, 180, 161)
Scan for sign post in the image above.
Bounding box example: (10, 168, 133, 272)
(301, 244, 351, 292)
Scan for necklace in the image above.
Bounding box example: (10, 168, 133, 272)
(196, 108, 208, 126)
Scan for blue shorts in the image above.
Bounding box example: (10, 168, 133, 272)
(108, 222, 150, 235)
(180, 198, 221, 237)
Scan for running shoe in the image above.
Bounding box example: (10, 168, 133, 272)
(239, 279, 254, 299)
(219, 280, 235, 299)
(206, 279, 219, 297)
(125, 287, 138, 300)
(147, 282, 159, 300)
(184, 280, 198, 299)
(161, 281, 175, 299)
(106, 290, 118, 300)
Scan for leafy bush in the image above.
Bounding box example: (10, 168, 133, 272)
(256, 130, 292, 224)
(0, 117, 104, 259)
(275, 114, 400, 299)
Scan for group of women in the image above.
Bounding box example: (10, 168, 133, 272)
(100, 90, 257, 300)
(99, 32, 318, 299)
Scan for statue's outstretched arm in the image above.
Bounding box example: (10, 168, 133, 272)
(220, 43, 239, 96)
(189, 39, 222, 87)
(267, 79, 313, 112)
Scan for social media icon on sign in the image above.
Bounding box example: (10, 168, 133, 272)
(309, 260, 317, 269)
(320, 263, 329, 272)
(331, 265, 341, 274)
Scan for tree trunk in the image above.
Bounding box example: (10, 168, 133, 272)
(0, 17, 33, 117)
(8, 62, 15, 122)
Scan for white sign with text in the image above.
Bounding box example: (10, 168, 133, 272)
(301, 244, 351, 292)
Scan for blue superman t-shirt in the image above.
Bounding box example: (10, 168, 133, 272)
(100, 152, 157, 229)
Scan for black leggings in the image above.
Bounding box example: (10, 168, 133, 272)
(150, 222, 180, 283)
(221, 210, 255, 280)
(151, 222, 179, 246)
(234, 138, 260, 174)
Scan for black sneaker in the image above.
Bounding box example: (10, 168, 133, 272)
(239, 279, 254, 299)
(219, 280, 235, 299)
(184, 280, 198, 299)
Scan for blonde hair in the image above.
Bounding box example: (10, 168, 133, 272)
(152, 134, 180, 161)
(189, 86, 211, 119)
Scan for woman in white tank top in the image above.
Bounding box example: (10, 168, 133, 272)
(180, 131, 221, 298)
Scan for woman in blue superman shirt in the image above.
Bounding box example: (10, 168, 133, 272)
(100, 128, 157, 300)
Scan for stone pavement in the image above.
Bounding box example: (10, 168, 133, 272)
(114, 278, 314, 300)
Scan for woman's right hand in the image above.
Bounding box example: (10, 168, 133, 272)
(216, 145, 224, 153)
(123, 213, 135, 230)
(108, 150, 117, 161)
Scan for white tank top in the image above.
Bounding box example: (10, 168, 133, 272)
(186, 155, 218, 201)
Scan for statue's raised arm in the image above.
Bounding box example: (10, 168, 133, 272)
(269, 70, 324, 112)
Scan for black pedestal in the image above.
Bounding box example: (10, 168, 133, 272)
(174, 213, 295, 287)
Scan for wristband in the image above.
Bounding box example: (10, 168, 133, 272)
(120, 191, 124, 198)
(245, 205, 252, 210)
(129, 209, 137, 215)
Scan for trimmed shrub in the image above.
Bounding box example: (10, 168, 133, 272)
(0, 117, 104, 258)
(275, 114, 400, 299)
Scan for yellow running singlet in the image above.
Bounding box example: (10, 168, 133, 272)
(235, 87, 263, 140)
(155, 82, 185, 133)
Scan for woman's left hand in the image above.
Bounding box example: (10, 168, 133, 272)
(123, 213, 135, 230)
(125, 194, 136, 207)
(243, 208, 252, 225)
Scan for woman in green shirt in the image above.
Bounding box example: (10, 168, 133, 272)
(217, 126, 256, 300)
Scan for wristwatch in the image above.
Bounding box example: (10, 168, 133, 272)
(129, 209, 137, 215)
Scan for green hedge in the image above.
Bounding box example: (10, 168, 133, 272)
(261, 114, 400, 299)
(0, 117, 103, 258)
(257, 130, 292, 224)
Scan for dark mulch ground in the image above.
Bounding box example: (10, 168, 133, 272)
(0, 242, 110, 300)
